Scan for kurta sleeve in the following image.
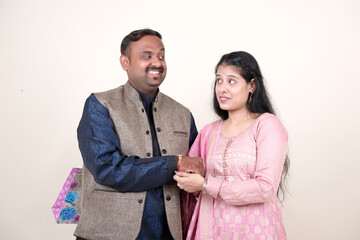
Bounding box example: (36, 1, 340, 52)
(206, 115, 288, 205)
(77, 94, 177, 192)
(187, 130, 202, 158)
(188, 123, 213, 167)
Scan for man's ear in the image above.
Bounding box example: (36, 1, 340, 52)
(120, 55, 129, 71)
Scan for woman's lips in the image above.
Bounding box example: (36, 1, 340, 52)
(219, 96, 230, 102)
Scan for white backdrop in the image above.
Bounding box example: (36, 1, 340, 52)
(1, 0, 359, 239)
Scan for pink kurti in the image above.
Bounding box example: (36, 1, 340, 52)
(187, 113, 288, 240)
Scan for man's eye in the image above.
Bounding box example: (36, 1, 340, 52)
(159, 56, 165, 60)
(142, 55, 151, 59)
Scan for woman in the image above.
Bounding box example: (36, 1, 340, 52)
(174, 51, 289, 240)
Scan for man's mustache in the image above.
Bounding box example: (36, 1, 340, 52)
(146, 66, 164, 72)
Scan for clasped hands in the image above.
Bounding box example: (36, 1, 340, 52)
(173, 156, 205, 193)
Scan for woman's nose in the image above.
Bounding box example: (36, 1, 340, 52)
(220, 85, 228, 93)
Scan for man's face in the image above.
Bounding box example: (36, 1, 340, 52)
(120, 35, 167, 97)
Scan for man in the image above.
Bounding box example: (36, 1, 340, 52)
(74, 29, 204, 240)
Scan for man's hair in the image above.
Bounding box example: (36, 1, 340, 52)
(120, 28, 162, 57)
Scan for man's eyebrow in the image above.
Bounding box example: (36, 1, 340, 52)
(142, 48, 165, 52)
(141, 48, 165, 54)
(142, 50, 153, 54)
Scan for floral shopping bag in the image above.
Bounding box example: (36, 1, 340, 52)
(52, 168, 82, 224)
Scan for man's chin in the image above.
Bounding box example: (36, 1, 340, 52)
(148, 78, 164, 87)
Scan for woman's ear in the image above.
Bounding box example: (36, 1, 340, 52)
(120, 55, 129, 71)
(249, 78, 256, 92)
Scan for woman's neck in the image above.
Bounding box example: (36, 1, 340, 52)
(222, 109, 259, 138)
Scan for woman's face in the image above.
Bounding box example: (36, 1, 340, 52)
(215, 64, 254, 113)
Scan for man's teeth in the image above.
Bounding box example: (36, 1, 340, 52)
(148, 70, 160, 74)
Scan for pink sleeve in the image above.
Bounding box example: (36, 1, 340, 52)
(206, 115, 288, 205)
(188, 131, 202, 158)
(188, 124, 212, 169)
(187, 125, 212, 197)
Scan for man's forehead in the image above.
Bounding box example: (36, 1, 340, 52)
(132, 37, 164, 49)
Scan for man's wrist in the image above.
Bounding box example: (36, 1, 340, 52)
(176, 154, 183, 171)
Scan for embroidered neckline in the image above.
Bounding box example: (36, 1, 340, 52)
(222, 138, 233, 181)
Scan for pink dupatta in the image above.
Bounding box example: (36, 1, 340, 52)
(186, 121, 222, 240)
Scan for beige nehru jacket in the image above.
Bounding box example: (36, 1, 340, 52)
(74, 81, 191, 240)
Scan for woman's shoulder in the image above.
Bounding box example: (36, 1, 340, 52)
(253, 113, 288, 137)
(256, 112, 283, 124)
(201, 120, 222, 133)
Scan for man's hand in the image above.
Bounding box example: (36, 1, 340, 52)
(179, 156, 204, 176)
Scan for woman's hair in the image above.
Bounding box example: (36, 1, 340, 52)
(213, 51, 290, 200)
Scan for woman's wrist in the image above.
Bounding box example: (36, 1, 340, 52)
(202, 177, 207, 194)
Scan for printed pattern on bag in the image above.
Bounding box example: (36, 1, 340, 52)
(52, 168, 82, 224)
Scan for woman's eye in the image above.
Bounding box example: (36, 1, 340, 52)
(216, 79, 222, 83)
(229, 79, 236, 84)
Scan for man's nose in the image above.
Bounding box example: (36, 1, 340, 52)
(151, 57, 162, 67)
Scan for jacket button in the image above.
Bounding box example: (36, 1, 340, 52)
(146, 130, 150, 135)
(141, 108, 145, 113)
(154, 107, 157, 112)
(157, 127, 161, 132)
(166, 195, 171, 201)
(146, 153, 151, 157)
(138, 199, 143, 204)
(162, 149, 167, 154)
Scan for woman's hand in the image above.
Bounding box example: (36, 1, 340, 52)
(173, 171, 204, 193)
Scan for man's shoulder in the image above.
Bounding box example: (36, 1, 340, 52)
(158, 92, 189, 112)
(93, 85, 124, 98)
(90, 85, 126, 109)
